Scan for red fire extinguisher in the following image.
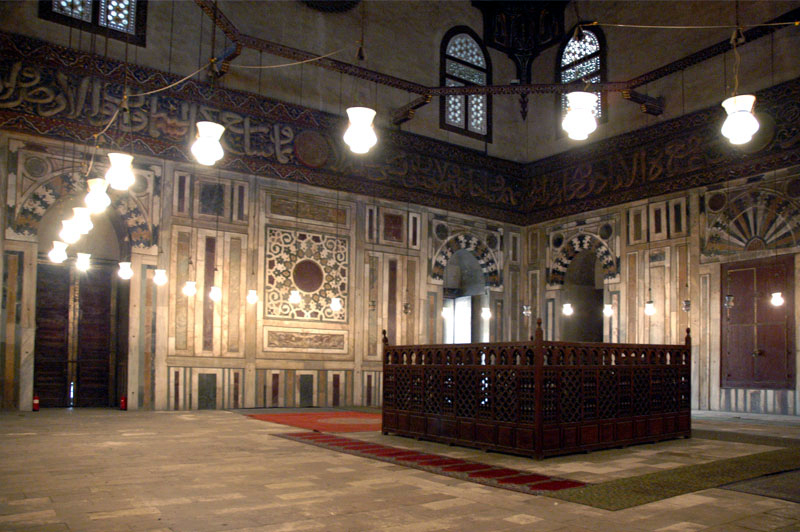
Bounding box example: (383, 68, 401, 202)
(120, 396, 127, 410)
(32, 395, 40, 411)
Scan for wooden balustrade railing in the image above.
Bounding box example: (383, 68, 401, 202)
(382, 319, 691, 458)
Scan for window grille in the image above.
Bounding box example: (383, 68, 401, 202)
(559, 27, 604, 120)
(40, 0, 147, 46)
(440, 27, 491, 141)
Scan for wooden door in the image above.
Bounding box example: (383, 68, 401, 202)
(198, 374, 217, 409)
(76, 267, 113, 406)
(34, 264, 71, 407)
(34, 262, 119, 407)
(722, 255, 795, 389)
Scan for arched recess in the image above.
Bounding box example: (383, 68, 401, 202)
(548, 233, 618, 285)
(431, 233, 501, 287)
(706, 188, 800, 255)
(12, 170, 155, 249)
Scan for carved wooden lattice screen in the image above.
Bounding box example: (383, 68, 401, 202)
(382, 320, 691, 458)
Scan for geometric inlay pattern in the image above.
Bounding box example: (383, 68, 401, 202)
(264, 226, 348, 322)
(705, 186, 800, 256)
(431, 232, 501, 287)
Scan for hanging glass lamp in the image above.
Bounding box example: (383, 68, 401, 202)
(602, 304, 613, 317)
(59, 219, 82, 244)
(75, 252, 91, 272)
(562, 303, 574, 316)
(770, 291, 784, 306)
(330, 296, 343, 312)
(288, 289, 302, 304)
(721, 95, 759, 145)
(481, 307, 492, 320)
(562, 91, 598, 140)
(71, 207, 93, 235)
(85, 178, 112, 213)
(105, 153, 136, 191)
(191, 121, 225, 166)
(343, 107, 378, 154)
(48, 241, 68, 263)
(209, 285, 222, 302)
(644, 300, 656, 316)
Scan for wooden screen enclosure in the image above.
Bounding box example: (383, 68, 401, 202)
(382, 320, 691, 458)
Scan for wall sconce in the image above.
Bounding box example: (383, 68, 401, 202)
(152, 269, 168, 286)
(770, 291, 784, 307)
(182, 281, 197, 297)
(118, 261, 133, 280)
(247, 289, 259, 305)
(724, 294, 735, 309)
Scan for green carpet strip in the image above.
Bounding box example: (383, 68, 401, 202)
(546, 447, 800, 511)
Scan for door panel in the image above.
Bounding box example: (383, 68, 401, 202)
(299, 375, 314, 407)
(34, 264, 71, 407)
(198, 374, 217, 409)
(721, 255, 794, 389)
(76, 268, 113, 407)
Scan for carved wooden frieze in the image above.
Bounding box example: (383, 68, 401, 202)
(0, 31, 528, 225)
(526, 78, 800, 224)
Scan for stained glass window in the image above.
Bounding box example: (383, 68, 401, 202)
(441, 27, 491, 141)
(40, 0, 147, 45)
(559, 28, 603, 120)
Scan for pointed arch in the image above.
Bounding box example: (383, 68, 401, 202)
(431, 232, 500, 287)
(548, 233, 618, 285)
(12, 170, 155, 248)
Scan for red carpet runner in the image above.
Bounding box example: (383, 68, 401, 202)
(249, 411, 381, 433)
(276, 431, 586, 495)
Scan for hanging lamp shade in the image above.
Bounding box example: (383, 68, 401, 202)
(343, 107, 378, 154)
(152, 269, 168, 286)
(481, 307, 492, 320)
(182, 281, 197, 297)
(770, 291, 784, 306)
(191, 121, 225, 166)
(288, 289, 302, 304)
(85, 178, 112, 213)
(48, 241, 68, 264)
(209, 285, 222, 302)
(562, 91, 598, 140)
(330, 296, 342, 312)
(246, 289, 259, 305)
(602, 304, 613, 317)
(75, 252, 91, 272)
(644, 300, 656, 316)
(721, 95, 759, 145)
(118, 261, 133, 280)
(71, 207, 93, 235)
(562, 303, 574, 316)
(59, 219, 82, 245)
(105, 153, 136, 191)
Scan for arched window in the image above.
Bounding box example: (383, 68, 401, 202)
(558, 26, 605, 121)
(440, 27, 492, 141)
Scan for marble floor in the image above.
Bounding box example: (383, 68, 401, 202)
(1, 409, 799, 532)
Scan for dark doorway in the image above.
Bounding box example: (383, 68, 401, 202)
(332, 374, 340, 407)
(198, 374, 217, 409)
(299, 375, 314, 407)
(722, 255, 795, 389)
(560, 250, 604, 342)
(34, 262, 125, 407)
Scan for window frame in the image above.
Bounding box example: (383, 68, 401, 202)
(439, 26, 492, 143)
(39, 0, 148, 46)
(555, 24, 607, 133)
